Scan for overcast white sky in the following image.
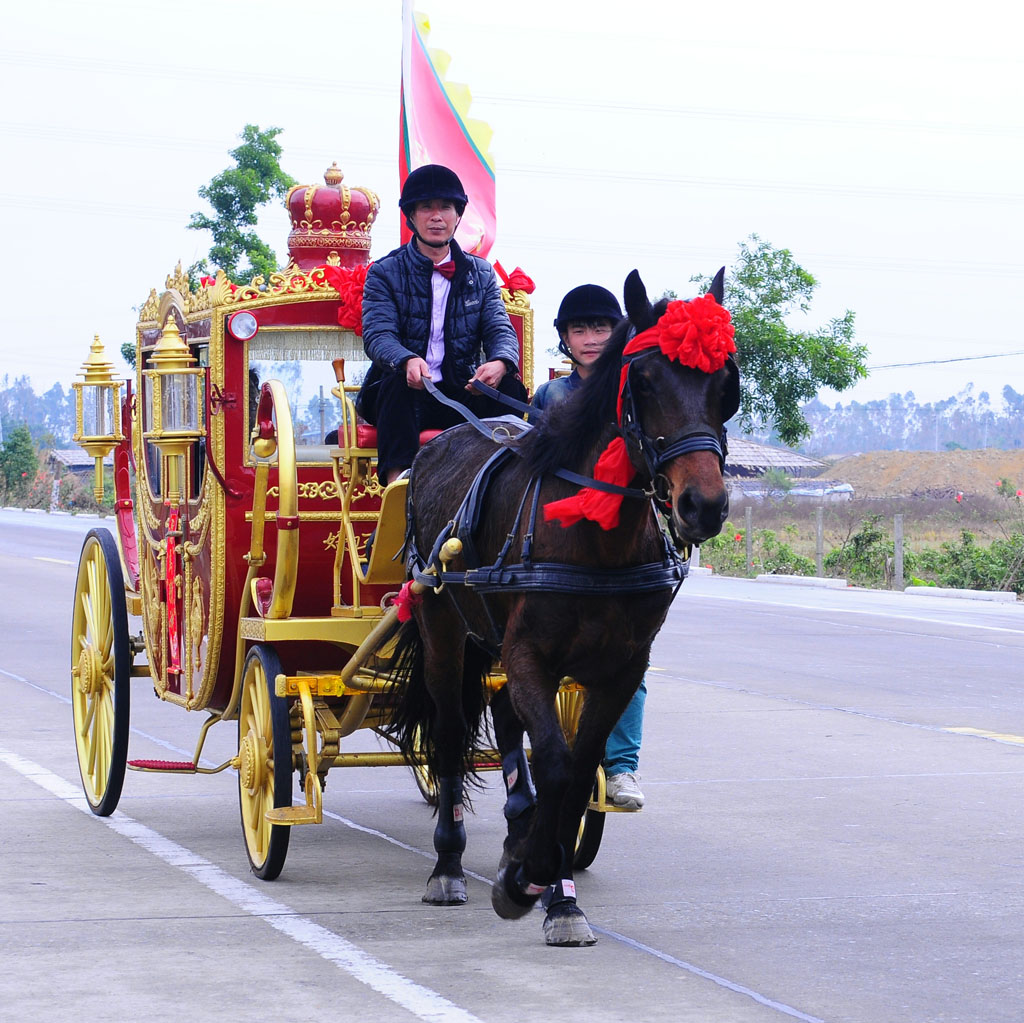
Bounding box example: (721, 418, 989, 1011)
(2, 0, 1021, 408)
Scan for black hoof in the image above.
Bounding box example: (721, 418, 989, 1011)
(491, 864, 542, 920)
(543, 901, 596, 946)
(423, 874, 467, 905)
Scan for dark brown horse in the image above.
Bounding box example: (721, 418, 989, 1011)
(386, 270, 739, 945)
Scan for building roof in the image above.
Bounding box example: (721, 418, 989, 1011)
(48, 448, 114, 469)
(726, 438, 825, 477)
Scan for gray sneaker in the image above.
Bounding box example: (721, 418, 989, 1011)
(605, 771, 644, 809)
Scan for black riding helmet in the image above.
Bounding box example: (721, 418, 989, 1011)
(399, 164, 469, 250)
(553, 284, 623, 360)
(399, 164, 469, 215)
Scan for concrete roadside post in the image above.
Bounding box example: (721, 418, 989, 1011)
(745, 505, 753, 574)
(894, 513, 904, 590)
(815, 506, 824, 577)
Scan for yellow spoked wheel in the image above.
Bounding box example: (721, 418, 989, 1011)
(238, 644, 292, 880)
(410, 725, 439, 807)
(555, 685, 606, 870)
(71, 529, 131, 816)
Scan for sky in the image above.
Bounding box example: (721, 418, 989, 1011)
(2, 0, 1021, 410)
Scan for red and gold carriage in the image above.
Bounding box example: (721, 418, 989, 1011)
(69, 163, 615, 880)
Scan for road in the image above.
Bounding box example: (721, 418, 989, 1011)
(2, 507, 1023, 1023)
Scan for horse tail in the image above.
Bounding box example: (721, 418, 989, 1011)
(384, 620, 492, 804)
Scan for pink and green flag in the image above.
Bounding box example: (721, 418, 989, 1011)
(400, 3, 496, 257)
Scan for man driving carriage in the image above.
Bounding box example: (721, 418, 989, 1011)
(356, 163, 528, 484)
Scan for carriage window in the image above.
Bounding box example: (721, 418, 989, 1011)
(247, 328, 368, 462)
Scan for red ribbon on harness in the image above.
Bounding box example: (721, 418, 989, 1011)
(493, 261, 536, 294)
(393, 580, 423, 623)
(544, 293, 735, 531)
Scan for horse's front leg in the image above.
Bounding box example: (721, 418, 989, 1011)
(490, 650, 573, 927)
(490, 684, 535, 870)
(543, 669, 647, 946)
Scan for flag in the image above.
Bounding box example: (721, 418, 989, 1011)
(400, 2, 496, 258)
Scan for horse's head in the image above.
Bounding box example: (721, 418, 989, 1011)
(620, 269, 740, 545)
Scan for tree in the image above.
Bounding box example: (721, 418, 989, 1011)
(694, 235, 867, 445)
(188, 125, 297, 283)
(0, 423, 38, 498)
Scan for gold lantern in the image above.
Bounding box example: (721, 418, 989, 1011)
(72, 335, 124, 502)
(142, 318, 205, 505)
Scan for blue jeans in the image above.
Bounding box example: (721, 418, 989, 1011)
(603, 678, 646, 775)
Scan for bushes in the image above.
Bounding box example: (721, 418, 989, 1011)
(701, 522, 814, 577)
(702, 507, 1024, 595)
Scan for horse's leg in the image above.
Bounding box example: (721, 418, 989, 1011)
(543, 667, 647, 946)
(419, 607, 472, 906)
(491, 645, 573, 925)
(490, 684, 535, 869)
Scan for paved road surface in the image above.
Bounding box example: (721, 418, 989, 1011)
(2, 508, 1023, 1022)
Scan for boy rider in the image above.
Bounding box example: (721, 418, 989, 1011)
(531, 283, 647, 810)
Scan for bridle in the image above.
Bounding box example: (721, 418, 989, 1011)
(618, 348, 728, 502)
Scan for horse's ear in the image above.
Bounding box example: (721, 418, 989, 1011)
(709, 267, 726, 305)
(623, 269, 654, 330)
(721, 354, 740, 423)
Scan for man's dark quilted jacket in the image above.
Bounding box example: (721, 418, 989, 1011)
(361, 238, 520, 386)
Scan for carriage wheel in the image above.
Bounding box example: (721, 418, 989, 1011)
(410, 725, 439, 807)
(572, 779, 607, 871)
(71, 529, 131, 816)
(238, 644, 292, 880)
(554, 685, 607, 870)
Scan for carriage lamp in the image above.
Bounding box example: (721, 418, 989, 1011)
(142, 318, 205, 505)
(72, 335, 124, 503)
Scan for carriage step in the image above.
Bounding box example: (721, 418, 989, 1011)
(265, 804, 321, 826)
(128, 759, 197, 772)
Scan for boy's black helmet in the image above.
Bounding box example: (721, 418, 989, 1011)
(553, 284, 622, 331)
(399, 164, 469, 211)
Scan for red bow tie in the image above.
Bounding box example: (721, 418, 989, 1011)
(433, 260, 455, 279)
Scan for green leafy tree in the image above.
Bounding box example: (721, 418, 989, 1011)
(694, 235, 868, 445)
(121, 342, 136, 370)
(0, 423, 38, 498)
(188, 125, 296, 284)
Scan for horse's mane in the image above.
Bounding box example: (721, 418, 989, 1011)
(521, 299, 668, 475)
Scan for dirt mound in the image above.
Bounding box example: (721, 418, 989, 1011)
(825, 450, 1024, 499)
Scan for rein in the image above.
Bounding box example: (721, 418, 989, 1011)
(421, 378, 650, 500)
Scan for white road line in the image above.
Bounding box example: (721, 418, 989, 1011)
(0, 742, 484, 1023)
(34, 555, 74, 565)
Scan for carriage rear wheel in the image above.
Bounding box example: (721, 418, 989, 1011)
(71, 529, 131, 816)
(238, 644, 292, 880)
(554, 685, 607, 870)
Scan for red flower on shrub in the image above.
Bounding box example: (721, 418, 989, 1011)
(734, 533, 742, 542)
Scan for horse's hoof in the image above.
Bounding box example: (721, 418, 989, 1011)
(543, 902, 597, 947)
(491, 864, 540, 920)
(423, 874, 467, 905)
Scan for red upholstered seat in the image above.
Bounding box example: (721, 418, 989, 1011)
(354, 424, 444, 449)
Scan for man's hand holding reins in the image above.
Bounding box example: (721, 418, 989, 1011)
(404, 357, 432, 389)
(466, 359, 508, 394)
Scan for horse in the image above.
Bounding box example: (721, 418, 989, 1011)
(385, 268, 740, 946)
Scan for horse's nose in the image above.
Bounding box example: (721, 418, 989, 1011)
(676, 485, 729, 539)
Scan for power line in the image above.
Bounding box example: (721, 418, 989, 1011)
(870, 350, 1024, 369)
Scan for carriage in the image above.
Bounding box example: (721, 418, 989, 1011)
(69, 161, 626, 887)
